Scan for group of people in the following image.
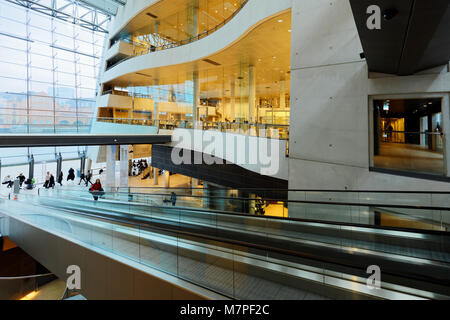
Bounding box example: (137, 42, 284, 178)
(2, 168, 105, 201)
(2, 173, 34, 189)
(79, 170, 93, 186)
(129, 159, 149, 177)
(43, 172, 56, 189)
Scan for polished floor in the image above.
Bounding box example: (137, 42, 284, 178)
(374, 142, 444, 175)
(20, 280, 66, 300)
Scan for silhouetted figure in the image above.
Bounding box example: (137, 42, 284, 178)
(49, 174, 55, 189)
(78, 172, 86, 185)
(170, 192, 177, 206)
(85, 170, 92, 186)
(67, 168, 75, 181)
(58, 172, 63, 186)
(17, 173, 26, 187)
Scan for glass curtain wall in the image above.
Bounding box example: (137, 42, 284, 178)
(103, 63, 290, 138)
(0, 0, 107, 167)
(114, 0, 247, 54)
(0, 0, 106, 135)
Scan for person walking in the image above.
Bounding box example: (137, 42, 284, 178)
(16, 173, 26, 187)
(67, 168, 75, 181)
(85, 170, 92, 186)
(2, 175, 13, 188)
(44, 172, 51, 189)
(78, 171, 86, 185)
(49, 173, 55, 189)
(170, 192, 177, 207)
(58, 171, 63, 186)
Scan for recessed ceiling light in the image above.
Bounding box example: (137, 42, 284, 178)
(278, 19, 283, 23)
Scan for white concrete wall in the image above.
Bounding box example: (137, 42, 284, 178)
(0, 214, 9, 237)
(97, 93, 133, 109)
(172, 128, 289, 180)
(288, 0, 450, 193)
(109, 0, 160, 40)
(90, 121, 159, 135)
(105, 40, 134, 61)
(4, 213, 223, 300)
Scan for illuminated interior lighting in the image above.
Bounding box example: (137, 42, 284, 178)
(20, 291, 38, 300)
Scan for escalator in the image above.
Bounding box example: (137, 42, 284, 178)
(10, 188, 450, 300)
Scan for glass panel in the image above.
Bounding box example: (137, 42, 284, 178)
(0, 0, 106, 165)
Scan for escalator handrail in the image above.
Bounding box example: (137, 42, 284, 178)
(36, 191, 450, 236)
(31, 200, 450, 294)
(45, 188, 450, 212)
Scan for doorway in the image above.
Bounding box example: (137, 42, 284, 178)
(373, 98, 445, 175)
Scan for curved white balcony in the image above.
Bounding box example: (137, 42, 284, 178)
(102, 0, 292, 84)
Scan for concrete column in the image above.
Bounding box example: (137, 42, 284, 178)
(280, 79, 286, 109)
(56, 153, 62, 178)
(442, 95, 450, 177)
(80, 154, 86, 176)
(154, 79, 159, 125)
(153, 167, 158, 185)
(154, 21, 160, 45)
(193, 71, 200, 129)
(28, 155, 34, 180)
(105, 145, 117, 188)
(230, 77, 236, 122)
(86, 158, 93, 172)
(216, 188, 227, 212)
(119, 145, 129, 188)
(192, 0, 199, 37)
(186, 0, 199, 38)
(203, 182, 209, 209)
(163, 171, 170, 188)
(427, 110, 433, 151)
(191, 178, 198, 195)
(249, 65, 257, 124)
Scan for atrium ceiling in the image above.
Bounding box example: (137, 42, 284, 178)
(6, 0, 127, 32)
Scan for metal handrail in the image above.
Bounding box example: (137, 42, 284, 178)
(43, 188, 450, 213)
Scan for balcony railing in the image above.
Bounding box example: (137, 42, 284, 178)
(96, 117, 289, 140)
(106, 0, 250, 71)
